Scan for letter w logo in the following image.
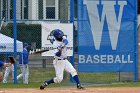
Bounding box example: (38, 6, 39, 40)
(86, 0, 127, 50)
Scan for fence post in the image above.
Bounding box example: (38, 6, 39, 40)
(134, 0, 138, 82)
(13, 0, 17, 84)
(70, 0, 75, 83)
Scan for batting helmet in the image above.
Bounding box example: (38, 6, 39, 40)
(53, 29, 64, 41)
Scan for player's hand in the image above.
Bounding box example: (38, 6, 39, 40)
(57, 46, 63, 51)
(57, 46, 61, 50)
(3, 63, 12, 68)
(57, 44, 65, 50)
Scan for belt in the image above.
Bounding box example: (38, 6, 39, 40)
(58, 58, 67, 60)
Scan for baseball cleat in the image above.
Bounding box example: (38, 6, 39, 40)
(77, 84, 85, 89)
(40, 83, 47, 90)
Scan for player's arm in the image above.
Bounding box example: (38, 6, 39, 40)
(53, 42, 62, 57)
(54, 45, 61, 57)
(61, 36, 68, 47)
(3, 63, 11, 68)
(55, 36, 68, 57)
(0, 61, 11, 68)
(62, 36, 68, 45)
(58, 36, 69, 49)
(0, 61, 4, 67)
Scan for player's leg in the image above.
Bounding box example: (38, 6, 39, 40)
(2, 67, 11, 83)
(11, 65, 14, 82)
(17, 64, 23, 80)
(40, 60, 65, 89)
(22, 64, 27, 84)
(23, 64, 29, 84)
(64, 59, 85, 89)
(17, 73, 23, 80)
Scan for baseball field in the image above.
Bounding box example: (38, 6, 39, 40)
(0, 82, 140, 93)
(0, 68, 140, 93)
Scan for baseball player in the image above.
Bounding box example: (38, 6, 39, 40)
(0, 59, 14, 82)
(40, 29, 84, 90)
(17, 43, 29, 84)
(2, 54, 14, 83)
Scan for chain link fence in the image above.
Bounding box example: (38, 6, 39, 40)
(0, 0, 137, 85)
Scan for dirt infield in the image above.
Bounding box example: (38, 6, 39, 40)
(0, 87, 139, 93)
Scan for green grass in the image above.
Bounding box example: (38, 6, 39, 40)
(94, 82, 140, 87)
(0, 67, 139, 88)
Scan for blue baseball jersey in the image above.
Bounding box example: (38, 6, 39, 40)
(19, 48, 28, 64)
(0, 61, 4, 67)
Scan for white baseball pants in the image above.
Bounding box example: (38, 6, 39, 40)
(53, 59, 77, 83)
